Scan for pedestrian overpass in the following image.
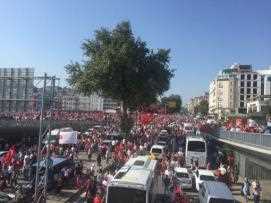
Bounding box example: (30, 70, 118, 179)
(210, 129, 271, 180)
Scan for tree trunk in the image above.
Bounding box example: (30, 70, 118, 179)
(120, 102, 133, 137)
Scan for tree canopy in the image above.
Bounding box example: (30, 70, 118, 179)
(65, 21, 174, 134)
(161, 94, 182, 113)
(194, 100, 209, 115)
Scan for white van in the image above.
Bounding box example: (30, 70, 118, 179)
(199, 181, 235, 203)
(185, 136, 207, 168)
(150, 144, 165, 159)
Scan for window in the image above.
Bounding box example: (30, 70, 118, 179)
(240, 102, 244, 107)
(200, 175, 216, 181)
(253, 74, 258, 80)
(209, 199, 235, 203)
(107, 187, 146, 203)
(240, 88, 244, 94)
(241, 74, 245, 80)
(253, 81, 257, 87)
(188, 141, 205, 152)
(247, 81, 251, 87)
(176, 172, 189, 178)
(247, 95, 251, 99)
(247, 88, 251, 94)
(241, 81, 244, 87)
(240, 95, 244, 100)
(247, 74, 251, 80)
(253, 89, 257, 94)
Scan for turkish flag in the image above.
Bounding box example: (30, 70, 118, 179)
(3, 145, 16, 166)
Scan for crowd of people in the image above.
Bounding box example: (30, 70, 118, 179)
(0, 111, 119, 123)
(223, 117, 266, 133)
(0, 112, 264, 203)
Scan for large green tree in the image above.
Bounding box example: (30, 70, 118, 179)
(161, 94, 182, 113)
(65, 21, 174, 135)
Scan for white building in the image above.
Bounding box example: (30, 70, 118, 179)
(78, 94, 103, 111)
(103, 98, 120, 111)
(61, 93, 103, 112)
(256, 67, 271, 98)
(209, 64, 262, 117)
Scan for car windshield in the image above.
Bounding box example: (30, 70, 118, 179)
(107, 187, 146, 203)
(200, 175, 215, 181)
(151, 148, 162, 154)
(188, 141, 205, 152)
(176, 172, 189, 178)
(209, 198, 234, 203)
(158, 136, 168, 142)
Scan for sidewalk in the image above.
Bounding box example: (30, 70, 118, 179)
(232, 177, 271, 203)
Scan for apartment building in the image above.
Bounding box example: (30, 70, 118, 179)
(209, 74, 237, 116)
(209, 64, 262, 117)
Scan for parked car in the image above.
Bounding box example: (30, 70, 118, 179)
(199, 181, 235, 203)
(174, 167, 192, 190)
(193, 169, 216, 191)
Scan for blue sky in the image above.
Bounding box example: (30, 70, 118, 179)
(1, 0, 271, 103)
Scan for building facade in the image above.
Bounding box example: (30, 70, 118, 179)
(187, 92, 209, 114)
(0, 68, 34, 112)
(256, 68, 271, 98)
(60, 90, 118, 112)
(103, 98, 120, 111)
(61, 93, 104, 112)
(209, 74, 238, 116)
(209, 64, 269, 117)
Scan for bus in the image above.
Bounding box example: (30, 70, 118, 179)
(185, 136, 207, 168)
(106, 155, 159, 203)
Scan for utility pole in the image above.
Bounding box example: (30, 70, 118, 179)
(34, 73, 47, 202)
(33, 74, 59, 203)
(44, 76, 56, 199)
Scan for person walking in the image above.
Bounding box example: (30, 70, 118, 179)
(163, 172, 171, 195)
(252, 180, 262, 203)
(97, 153, 102, 168)
(93, 191, 103, 203)
(242, 178, 251, 203)
(56, 174, 63, 194)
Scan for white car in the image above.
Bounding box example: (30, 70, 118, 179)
(193, 169, 216, 191)
(174, 167, 192, 190)
(150, 144, 165, 159)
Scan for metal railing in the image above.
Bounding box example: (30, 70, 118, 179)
(215, 128, 271, 149)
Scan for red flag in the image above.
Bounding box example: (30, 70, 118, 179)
(3, 145, 16, 166)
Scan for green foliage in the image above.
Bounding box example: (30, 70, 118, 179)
(65, 21, 174, 134)
(194, 100, 209, 115)
(161, 94, 182, 113)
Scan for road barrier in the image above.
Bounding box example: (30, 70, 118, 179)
(215, 128, 271, 149)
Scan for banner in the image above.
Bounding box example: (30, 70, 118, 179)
(59, 131, 78, 144)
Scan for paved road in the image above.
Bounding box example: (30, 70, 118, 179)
(47, 152, 108, 203)
(46, 145, 271, 203)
